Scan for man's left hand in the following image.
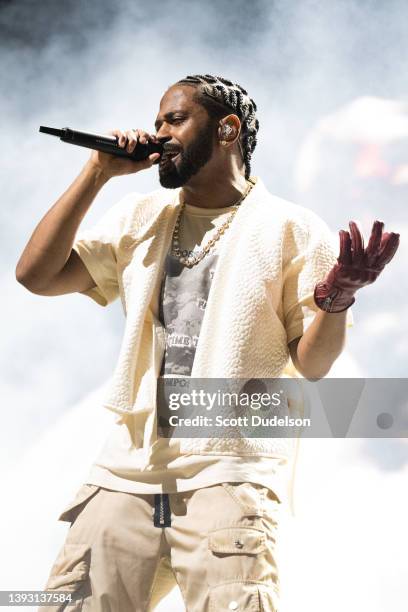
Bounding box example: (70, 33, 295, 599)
(314, 220, 400, 313)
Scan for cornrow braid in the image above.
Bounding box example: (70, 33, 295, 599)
(175, 74, 260, 180)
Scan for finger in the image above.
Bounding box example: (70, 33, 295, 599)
(117, 152, 161, 175)
(365, 220, 384, 266)
(349, 220, 364, 265)
(337, 229, 352, 265)
(125, 129, 138, 153)
(132, 129, 152, 145)
(138, 151, 160, 166)
(138, 130, 153, 145)
(130, 129, 143, 145)
(148, 152, 161, 163)
(110, 128, 127, 147)
(376, 232, 400, 267)
(133, 152, 161, 171)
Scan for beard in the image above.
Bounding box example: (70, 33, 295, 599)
(158, 121, 214, 188)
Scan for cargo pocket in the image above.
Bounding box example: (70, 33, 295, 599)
(209, 581, 279, 611)
(208, 527, 267, 555)
(58, 484, 101, 524)
(44, 543, 91, 611)
(207, 525, 270, 588)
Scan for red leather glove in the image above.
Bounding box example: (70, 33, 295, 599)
(314, 220, 400, 313)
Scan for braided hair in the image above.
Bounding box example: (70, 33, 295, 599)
(174, 74, 260, 179)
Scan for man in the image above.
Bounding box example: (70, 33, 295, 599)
(16, 74, 399, 612)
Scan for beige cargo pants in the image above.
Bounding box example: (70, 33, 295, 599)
(40, 482, 282, 611)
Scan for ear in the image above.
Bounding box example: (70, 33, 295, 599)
(217, 114, 241, 144)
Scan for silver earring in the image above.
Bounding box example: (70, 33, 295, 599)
(222, 124, 233, 137)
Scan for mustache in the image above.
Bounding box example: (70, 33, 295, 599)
(162, 145, 182, 155)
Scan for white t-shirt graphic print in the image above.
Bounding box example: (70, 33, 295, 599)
(158, 202, 227, 377)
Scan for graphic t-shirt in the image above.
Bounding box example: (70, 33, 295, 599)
(159, 214, 220, 377)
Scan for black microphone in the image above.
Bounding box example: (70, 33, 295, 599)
(39, 126, 167, 162)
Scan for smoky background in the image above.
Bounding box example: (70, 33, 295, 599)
(1, 1, 407, 610)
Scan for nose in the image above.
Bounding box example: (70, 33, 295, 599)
(155, 123, 172, 143)
(158, 135, 172, 146)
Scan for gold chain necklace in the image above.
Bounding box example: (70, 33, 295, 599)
(172, 178, 255, 268)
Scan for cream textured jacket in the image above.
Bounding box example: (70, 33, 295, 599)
(73, 176, 352, 461)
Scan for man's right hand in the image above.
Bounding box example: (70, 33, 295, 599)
(87, 128, 161, 180)
(16, 127, 160, 297)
